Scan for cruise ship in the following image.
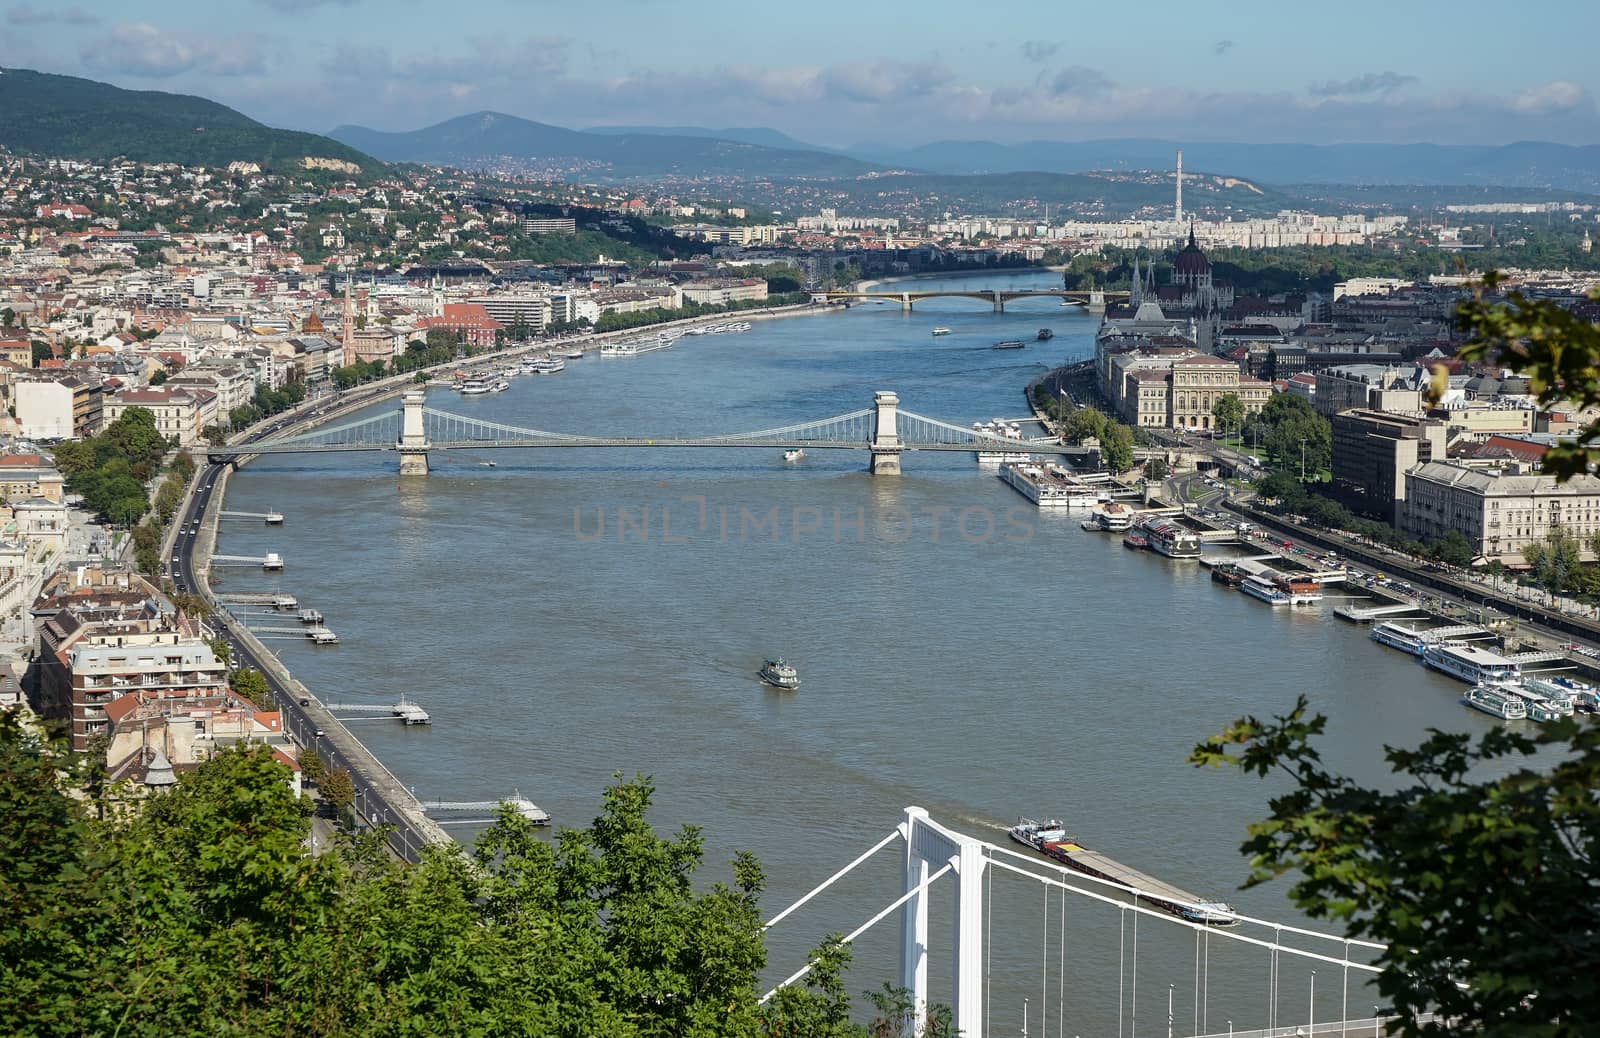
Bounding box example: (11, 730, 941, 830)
(1080, 503, 1133, 531)
(1510, 677, 1577, 721)
(1422, 643, 1520, 685)
(459, 378, 491, 395)
(1000, 462, 1107, 510)
(973, 420, 1033, 467)
(1240, 573, 1291, 605)
(1370, 621, 1428, 655)
(1138, 518, 1201, 558)
(1462, 683, 1528, 721)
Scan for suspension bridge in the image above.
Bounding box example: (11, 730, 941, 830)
(204, 389, 1082, 476)
(761, 808, 1418, 1038)
(822, 288, 1132, 313)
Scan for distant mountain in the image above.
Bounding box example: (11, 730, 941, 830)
(846, 138, 1600, 193)
(583, 124, 842, 154)
(330, 112, 874, 179)
(0, 67, 375, 172)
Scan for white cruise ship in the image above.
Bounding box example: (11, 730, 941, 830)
(1139, 518, 1201, 558)
(1423, 643, 1520, 685)
(1240, 574, 1291, 605)
(973, 420, 1033, 467)
(1462, 683, 1528, 721)
(1370, 621, 1427, 655)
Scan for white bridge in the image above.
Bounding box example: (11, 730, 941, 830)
(204, 389, 1081, 476)
(762, 808, 1402, 1038)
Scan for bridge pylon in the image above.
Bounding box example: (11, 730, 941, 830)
(870, 391, 902, 475)
(398, 390, 430, 475)
(1088, 288, 1106, 315)
(991, 289, 1004, 313)
(900, 291, 913, 313)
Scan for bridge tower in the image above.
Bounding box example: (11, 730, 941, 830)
(870, 391, 902, 475)
(991, 289, 1004, 313)
(900, 291, 913, 313)
(1087, 287, 1106, 315)
(398, 390, 430, 475)
(901, 807, 985, 1036)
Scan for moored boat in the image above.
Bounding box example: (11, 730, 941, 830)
(1462, 683, 1528, 721)
(1123, 533, 1148, 550)
(1423, 642, 1519, 685)
(1210, 563, 1246, 588)
(1371, 621, 1428, 655)
(1139, 517, 1201, 558)
(1240, 573, 1291, 605)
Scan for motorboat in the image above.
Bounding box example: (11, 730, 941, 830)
(783, 449, 804, 463)
(1036, 328, 1054, 341)
(931, 327, 952, 336)
(758, 658, 801, 690)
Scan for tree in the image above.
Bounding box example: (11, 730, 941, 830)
(1099, 421, 1134, 473)
(1429, 529, 1475, 568)
(1061, 406, 1108, 445)
(148, 369, 167, 386)
(319, 766, 355, 812)
(297, 746, 326, 788)
(1211, 393, 1245, 436)
(1524, 526, 1582, 594)
(1143, 456, 1169, 481)
(1192, 699, 1600, 1037)
(229, 667, 271, 710)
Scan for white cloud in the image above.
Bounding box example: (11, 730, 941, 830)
(1308, 71, 1417, 98)
(1510, 80, 1591, 114)
(80, 23, 268, 78)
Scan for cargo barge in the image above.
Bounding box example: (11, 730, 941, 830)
(1009, 819, 1238, 926)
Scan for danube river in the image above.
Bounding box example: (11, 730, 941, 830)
(220, 271, 1501, 1034)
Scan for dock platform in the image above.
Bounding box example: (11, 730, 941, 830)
(1334, 602, 1422, 623)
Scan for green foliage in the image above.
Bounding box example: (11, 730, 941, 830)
(1456, 275, 1600, 480)
(30, 341, 52, 366)
(1211, 392, 1246, 434)
(1192, 698, 1600, 1037)
(1244, 393, 1331, 476)
(1428, 529, 1475, 568)
(228, 667, 271, 711)
(0, 68, 375, 171)
(296, 746, 325, 788)
(331, 358, 386, 389)
(1099, 421, 1134, 473)
(592, 295, 806, 334)
(1522, 526, 1585, 594)
(319, 766, 355, 811)
(228, 380, 307, 429)
(1143, 456, 1169, 481)
(54, 406, 171, 524)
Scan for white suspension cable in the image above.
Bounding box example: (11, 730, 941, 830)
(758, 859, 953, 1004)
(1118, 906, 1127, 1038)
(1041, 884, 1050, 1038)
(763, 828, 902, 931)
(1057, 881, 1065, 1038)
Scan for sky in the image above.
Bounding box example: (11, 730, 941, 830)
(3, 0, 1598, 148)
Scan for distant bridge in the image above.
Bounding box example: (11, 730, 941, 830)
(205, 389, 1077, 476)
(822, 287, 1130, 312)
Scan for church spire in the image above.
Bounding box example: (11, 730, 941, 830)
(341, 272, 355, 347)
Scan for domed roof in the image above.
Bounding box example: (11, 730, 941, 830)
(1173, 227, 1211, 276)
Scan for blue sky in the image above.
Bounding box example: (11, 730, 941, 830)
(4, 0, 1597, 147)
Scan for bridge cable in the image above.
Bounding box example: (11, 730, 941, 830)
(1131, 902, 1139, 1037)
(1341, 939, 1351, 1038)
(1040, 884, 1049, 1038)
(1117, 906, 1126, 1038)
(761, 827, 901, 931)
(1057, 879, 1066, 1038)
(1194, 929, 1201, 1037)
(1203, 926, 1211, 1034)
(1271, 925, 1282, 1030)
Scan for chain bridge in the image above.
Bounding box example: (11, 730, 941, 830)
(204, 389, 1081, 476)
(760, 808, 1417, 1038)
(822, 288, 1132, 312)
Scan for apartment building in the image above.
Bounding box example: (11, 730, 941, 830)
(101, 387, 218, 446)
(1330, 409, 1447, 524)
(1402, 461, 1600, 563)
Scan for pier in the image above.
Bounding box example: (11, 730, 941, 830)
(422, 795, 550, 825)
(325, 696, 432, 725)
(220, 509, 285, 524)
(212, 552, 284, 570)
(1333, 602, 1424, 623)
(216, 591, 298, 610)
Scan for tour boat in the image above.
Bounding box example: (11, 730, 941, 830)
(1087, 504, 1133, 532)
(1511, 677, 1576, 720)
(1139, 518, 1201, 558)
(527, 357, 566, 374)
(931, 327, 952, 336)
(459, 378, 490, 395)
(758, 658, 800, 689)
(783, 449, 804, 463)
(1210, 563, 1246, 588)
(1273, 573, 1323, 605)
(488, 379, 510, 393)
(992, 339, 1027, 350)
(1462, 683, 1528, 721)
(973, 420, 1032, 467)
(1036, 328, 1054, 341)
(1370, 621, 1428, 655)
(563, 350, 584, 359)
(1240, 574, 1292, 606)
(1422, 643, 1519, 685)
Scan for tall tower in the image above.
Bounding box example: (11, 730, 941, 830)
(341, 273, 355, 347)
(1175, 148, 1184, 226)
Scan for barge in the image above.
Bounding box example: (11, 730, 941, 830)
(1008, 820, 1237, 926)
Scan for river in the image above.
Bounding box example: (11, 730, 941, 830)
(218, 270, 1505, 1035)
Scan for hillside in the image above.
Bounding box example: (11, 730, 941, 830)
(849, 137, 1600, 193)
(0, 67, 375, 172)
(330, 111, 874, 179)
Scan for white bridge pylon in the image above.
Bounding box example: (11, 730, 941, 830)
(760, 808, 1387, 1038)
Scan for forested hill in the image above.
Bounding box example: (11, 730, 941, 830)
(0, 68, 376, 172)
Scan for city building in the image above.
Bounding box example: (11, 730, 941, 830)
(678, 278, 769, 306)
(0, 454, 65, 504)
(416, 302, 504, 349)
(101, 387, 217, 447)
(521, 216, 576, 235)
(1402, 461, 1600, 563)
(13, 376, 100, 440)
(1330, 409, 1448, 524)
(1314, 364, 1424, 417)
